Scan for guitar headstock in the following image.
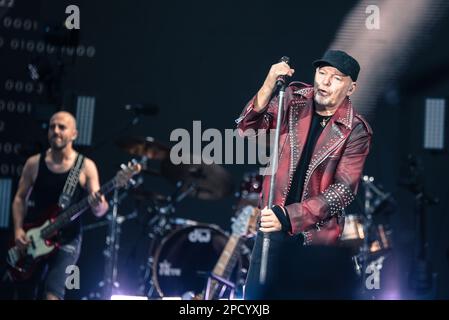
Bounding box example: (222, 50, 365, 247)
(231, 205, 259, 238)
(114, 160, 142, 189)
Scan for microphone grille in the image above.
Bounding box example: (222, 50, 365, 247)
(280, 56, 290, 64)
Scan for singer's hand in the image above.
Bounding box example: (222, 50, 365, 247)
(259, 206, 282, 233)
(264, 61, 295, 91)
(254, 62, 295, 111)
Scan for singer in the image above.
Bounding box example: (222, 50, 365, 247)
(236, 50, 373, 299)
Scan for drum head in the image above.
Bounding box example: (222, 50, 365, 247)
(152, 224, 246, 298)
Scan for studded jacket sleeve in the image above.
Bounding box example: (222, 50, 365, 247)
(285, 122, 372, 234)
(235, 91, 288, 135)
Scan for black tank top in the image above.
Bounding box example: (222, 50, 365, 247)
(26, 152, 85, 242)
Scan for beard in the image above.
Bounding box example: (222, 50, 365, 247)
(314, 80, 333, 106)
(49, 137, 68, 150)
(314, 92, 333, 106)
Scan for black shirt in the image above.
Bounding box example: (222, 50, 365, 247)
(26, 153, 86, 242)
(285, 109, 330, 205)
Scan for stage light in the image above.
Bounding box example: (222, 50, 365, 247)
(330, 0, 448, 120)
(75, 96, 96, 146)
(0, 178, 12, 229)
(424, 98, 445, 150)
(110, 295, 148, 300)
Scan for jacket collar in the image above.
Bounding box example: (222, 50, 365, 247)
(290, 89, 355, 200)
(332, 97, 353, 130)
(293, 87, 353, 130)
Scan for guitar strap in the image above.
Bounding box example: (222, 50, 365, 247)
(58, 153, 85, 209)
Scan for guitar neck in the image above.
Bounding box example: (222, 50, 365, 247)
(41, 179, 116, 239)
(213, 235, 242, 278)
(207, 234, 243, 299)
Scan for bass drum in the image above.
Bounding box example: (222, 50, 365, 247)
(152, 224, 249, 298)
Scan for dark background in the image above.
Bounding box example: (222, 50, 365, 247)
(1, 0, 448, 299)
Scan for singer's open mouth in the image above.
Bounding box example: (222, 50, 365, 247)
(318, 89, 330, 96)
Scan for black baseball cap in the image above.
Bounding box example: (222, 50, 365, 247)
(313, 50, 360, 81)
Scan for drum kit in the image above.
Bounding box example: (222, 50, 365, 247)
(84, 135, 258, 300)
(339, 175, 397, 294)
(84, 134, 396, 300)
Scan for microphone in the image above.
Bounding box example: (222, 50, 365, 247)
(276, 56, 291, 87)
(125, 103, 159, 116)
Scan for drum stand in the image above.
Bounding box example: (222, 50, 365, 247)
(140, 181, 198, 299)
(204, 274, 236, 300)
(82, 178, 141, 300)
(408, 183, 439, 299)
(100, 188, 123, 299)
(358, 176, 394, 298)
(360, 176, 375, 296)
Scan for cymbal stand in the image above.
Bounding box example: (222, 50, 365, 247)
(204, 274, 236, 300)
(92, 188, 118, 299)
(359, 176, 376, 297)
(360, 176, 393, 298)
(141, 181, 198, 298)
(83, 177, 141, 300)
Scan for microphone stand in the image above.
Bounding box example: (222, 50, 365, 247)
(399, 155, 439, 298)
(408, 189, 439, 298)
(259, 81, 286, 285)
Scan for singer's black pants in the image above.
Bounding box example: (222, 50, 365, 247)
(244, 231, 360, 300)
(244, 231, 303, 300)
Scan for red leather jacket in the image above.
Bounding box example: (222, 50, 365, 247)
(236, 82, 372, 245)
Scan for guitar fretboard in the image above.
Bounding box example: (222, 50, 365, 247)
(40, 179, 116, 239)
(207, 235, 243, 300)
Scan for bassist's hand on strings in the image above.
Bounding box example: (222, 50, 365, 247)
(14, 228, 30, 250)
(88, 191, 106, 214)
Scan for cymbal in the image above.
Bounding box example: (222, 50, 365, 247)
(115, 136, 169, 160)
(160, 155, 233, 200)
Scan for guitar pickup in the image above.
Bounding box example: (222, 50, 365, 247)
(29, 235, 36, 250)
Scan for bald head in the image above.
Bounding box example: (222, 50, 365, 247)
(48, 111, 78, 150)
(50, 111, 77, 129)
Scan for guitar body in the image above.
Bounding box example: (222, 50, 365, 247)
(6, 205, 61, 281)
(4, 160, 141, 283)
